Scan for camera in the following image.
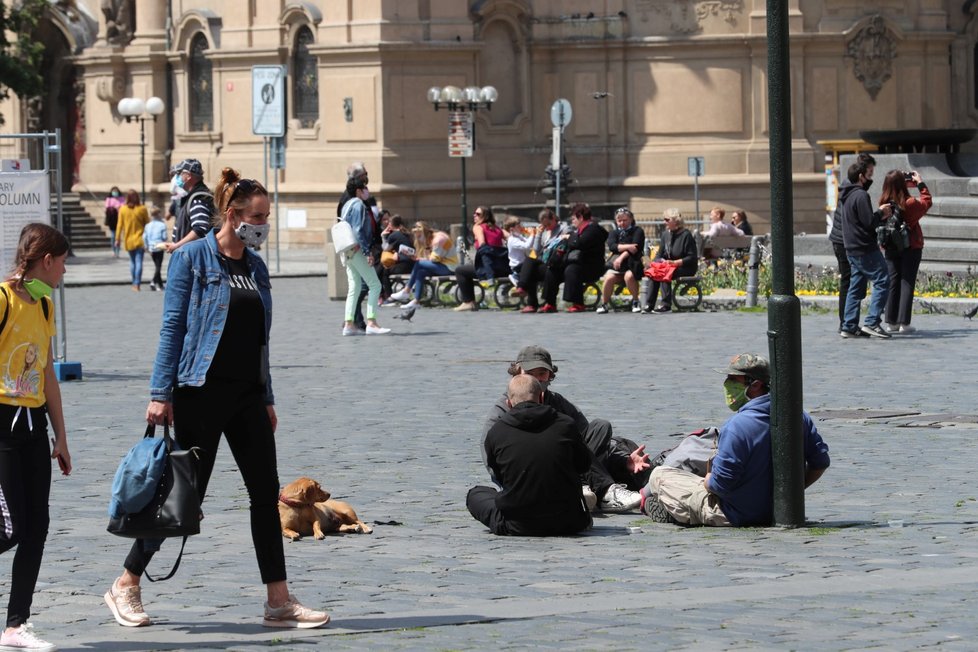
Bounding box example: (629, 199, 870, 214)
(904, 171, 914, 182)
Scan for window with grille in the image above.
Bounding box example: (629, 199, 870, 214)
(189, 33, 213, 132)
(293, 26, 319, 128)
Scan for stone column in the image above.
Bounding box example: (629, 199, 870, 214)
(131, 0, 167, 49)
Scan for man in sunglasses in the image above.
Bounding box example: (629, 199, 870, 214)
(643, 353, 830, 526)
(166, 158, 215, 253)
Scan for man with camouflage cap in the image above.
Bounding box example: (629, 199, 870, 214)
(643, 353, 830, 526)
(166, 158, 215, 253)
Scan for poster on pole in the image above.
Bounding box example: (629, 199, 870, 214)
(0, 172, 50, 276)
(448, 111, 473, 158)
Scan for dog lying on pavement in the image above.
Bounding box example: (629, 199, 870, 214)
(278, 476, 373, 541)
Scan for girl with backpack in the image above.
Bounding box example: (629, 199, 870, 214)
(0, 223, 71, 652)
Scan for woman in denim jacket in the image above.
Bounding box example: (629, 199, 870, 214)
(104, 168, 330, 631)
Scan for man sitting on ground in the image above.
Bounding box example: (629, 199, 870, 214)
(643, 353, 830, 526)
(483, 346, 650, 512)
(467, 375, 593, 536)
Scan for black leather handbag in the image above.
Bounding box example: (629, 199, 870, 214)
(107, 423, 203, 580)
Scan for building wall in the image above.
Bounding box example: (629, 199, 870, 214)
(6, 0, 971, 248)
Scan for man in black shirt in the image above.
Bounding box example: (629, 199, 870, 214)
(467, 375, 593, 536)
(167, 158, 215, 253)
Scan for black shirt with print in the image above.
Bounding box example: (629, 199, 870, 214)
(208, 253, 266, 385)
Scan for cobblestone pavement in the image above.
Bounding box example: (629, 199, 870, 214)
(23, 275, 978, 650)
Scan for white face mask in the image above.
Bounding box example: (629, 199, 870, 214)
(235, 222, 269, 248)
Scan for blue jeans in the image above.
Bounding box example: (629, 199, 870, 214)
(407, 259, 451, 299)
(128, 248, 144, 287)
(843, 249, 889, 331)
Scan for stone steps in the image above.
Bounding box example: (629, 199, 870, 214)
(56, 193, 110, 250)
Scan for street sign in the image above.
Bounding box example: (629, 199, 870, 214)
(270, 136, 286, 169)
(687, 156, 705, 177)
(551, 127, 562, 169)
(252, 65, 286, 137)
(448, 111, 473, 158)
(550, 99, 572, 130)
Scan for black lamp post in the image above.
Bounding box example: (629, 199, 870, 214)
(427, 85, 498, 244)
(117, 96, 165, 200)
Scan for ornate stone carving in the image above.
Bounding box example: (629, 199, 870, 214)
(94, 71, 125, 103)
(101, 0, 134, 45)
(845, 15, 897, 101)
(633, 0, 742, 33)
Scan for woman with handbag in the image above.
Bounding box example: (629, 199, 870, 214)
(104, 168, 330, 630)
(643, 208, 698, 313)
(0, 223, 71, 652)
(340, 176, 391, 336)
(880, 169, 932, 333)
(104, 186, 123, 258)
(541, 203, 607, 313)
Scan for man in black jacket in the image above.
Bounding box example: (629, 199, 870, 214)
(840, 159, 892, 339)
(829, 153, 876, 332)
(467, 375, 593, 536)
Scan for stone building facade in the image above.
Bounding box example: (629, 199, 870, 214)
(3, 1, 977, 247)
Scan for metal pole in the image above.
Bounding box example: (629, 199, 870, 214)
(746, 236, 761, 308)
(53, 130, 67, 361)
(139, 118, 147, 200)
(766, 0, 805, 527)
(555, 138, 562, 222)
(694, 173, 700, 224)
(461, 156, 468, 244)
(263, 137, 268, 198)
(274, 164, 280, 273)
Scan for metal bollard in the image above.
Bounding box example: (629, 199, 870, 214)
(746, 236, 761, 307)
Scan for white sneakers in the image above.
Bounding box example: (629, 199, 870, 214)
(600, 484, 642, 512)
(389, 289, 411, 302)
(263, 594, 330, 629)
(104, 579, 151, 627)
(0, 624, 57, 651)
(365, 324, 391, 335)
(582, 485, 598, 511)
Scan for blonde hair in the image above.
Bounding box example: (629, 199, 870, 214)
(412, 221, 434, 257)
(711, 206, 725, 220)
(502, 216, 521, 231)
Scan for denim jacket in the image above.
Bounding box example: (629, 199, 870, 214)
(149, 231, 273, 404)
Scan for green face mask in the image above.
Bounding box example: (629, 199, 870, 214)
(723, 378, 750, 412)
(23, 278, 53, 301)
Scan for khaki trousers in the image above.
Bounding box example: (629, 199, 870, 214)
(648, 466, 730, 526)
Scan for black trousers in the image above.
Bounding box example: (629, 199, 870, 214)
(466, 486, 590, 536)
(645, 280, 674, 309)
(379, 261, 413, 298)
(124, 381, 286, 584)
(151, 251, 164, 287)
(454, 264, 479, 303)
(543, 262, 600, 306)
(581, 419, 649, 498)
(884, 248, 922, 326)
(518, 258, 547, 307)
(0, 404, 51, 628)
(832, 241, 851, 329)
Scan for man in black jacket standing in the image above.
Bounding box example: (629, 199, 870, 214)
(829, 153, 876, 332)
(468, 375, 593, 536)
(840, 159, 893, 339)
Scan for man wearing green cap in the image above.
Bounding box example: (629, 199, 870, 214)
(643, 353, 830, 526)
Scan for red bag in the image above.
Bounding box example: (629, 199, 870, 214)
(644, 261, 677, 282)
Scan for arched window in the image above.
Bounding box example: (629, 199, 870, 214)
(189, 33, 213, 132)
(293, 26, 319, 127)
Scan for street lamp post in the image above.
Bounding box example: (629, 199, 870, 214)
(117, 96, 166, 200)
(426, 85, 497, 244)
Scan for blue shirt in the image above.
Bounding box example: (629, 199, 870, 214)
(707, 394, 830, 526)
(143, 219, 167, 250)
(149, 231, 273, 404)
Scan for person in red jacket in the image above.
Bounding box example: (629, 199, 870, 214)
(879, 170, 932, 334)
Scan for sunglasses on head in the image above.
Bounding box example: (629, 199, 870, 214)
(231, 178, 263, 199)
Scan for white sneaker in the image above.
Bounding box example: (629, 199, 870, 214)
(0, 624, 56, 651)
(600, 484, 642, 513)
(884, 323, 899, 333)
(263, 594, 330, 629)
(403, 299, 420, 309)
(104, 579, 151, 627)
(582, 485, 597, 511)
(365, 325, 391, 335)
(899, 324, 916, 334)
(342, 326, 365, 336)
(631, 301, 642, 313)
(595, 303, 610, 314)
(389, 289, 410, 302)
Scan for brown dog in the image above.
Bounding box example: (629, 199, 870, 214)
(278, 477, 373, 541)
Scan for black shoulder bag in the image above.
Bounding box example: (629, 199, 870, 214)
(107, 422, 203, 581)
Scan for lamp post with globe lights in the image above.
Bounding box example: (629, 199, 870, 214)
(426, 85, 497, 244)
(117, 96, 166, 200)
